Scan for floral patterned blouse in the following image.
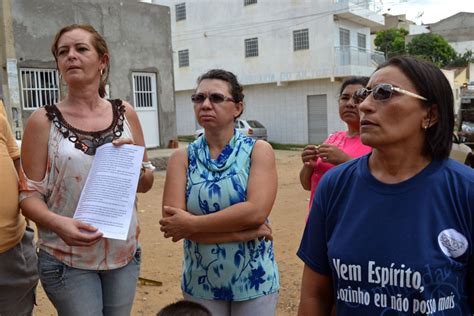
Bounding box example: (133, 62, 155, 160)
(183, 131, 280, 301)
(19, 100, 139, 270)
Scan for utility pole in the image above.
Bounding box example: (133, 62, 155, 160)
(0, 0, 23, 140)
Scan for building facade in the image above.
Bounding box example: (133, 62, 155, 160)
(429, 12, 474, 56)
(150, 0, 384, 144)
(0, 0, 177, 148)
(427, 12, 474, 113)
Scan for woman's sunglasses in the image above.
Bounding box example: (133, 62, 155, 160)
(353, 83, 427, 105)
(191, 93, 235, 104)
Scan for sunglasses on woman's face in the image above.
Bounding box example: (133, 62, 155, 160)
(191, 93, 235, 104)
(353, 83, 427, 105)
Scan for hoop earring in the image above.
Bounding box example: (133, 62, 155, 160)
(100, 69, 104, 76)
(58, 72, 66, 85)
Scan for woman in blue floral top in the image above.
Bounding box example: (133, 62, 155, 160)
(160, 69, 280, 315)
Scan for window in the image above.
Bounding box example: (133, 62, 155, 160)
(132, 72, 157, 109)
(244, 0, 257, 5)
(19, 68, 60, 109)
(339, 28, 351, 65)
(175, 3, 186, 21)
(357, 33, 367, 51)
(178, 49, 189, 67)
(293, 29, 309, 51)
(245, 38, 259, 58)
(339, 28, 350, 47)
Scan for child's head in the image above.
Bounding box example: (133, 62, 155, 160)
(157, 300, 211, 316)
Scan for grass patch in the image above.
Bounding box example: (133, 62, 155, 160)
(269, 142, 306, 151)
(177, 135, 196, 143)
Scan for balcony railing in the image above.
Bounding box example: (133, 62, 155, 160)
(332, 0, 384, 27)
(333, 0, 382, 13)
(334, 46, 385, 67)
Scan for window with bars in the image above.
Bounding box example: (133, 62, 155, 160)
(357, 33, 367, 51)
(19, 68, 60, 109)
(244, 0, 257, 5)
(245, 38, 259, 58)
(132, 73, 157, 109)
(293, 29, 309, 51)
(339, 28, 350, 47)
(175, 3, 186, 21)
(178, 49, 189, 67)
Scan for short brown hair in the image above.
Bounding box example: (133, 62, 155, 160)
(51, 24, 110, 98)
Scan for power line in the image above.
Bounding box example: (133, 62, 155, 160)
(172, 2, 393, 43)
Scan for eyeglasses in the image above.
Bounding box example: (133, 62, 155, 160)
(191, 93, 235, 104)
(353, 83, 427, 105)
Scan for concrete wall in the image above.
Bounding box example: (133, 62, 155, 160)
(429, 12, 474, 43)
(176, 78, 345, 144)
(429, 12, 474, 56)
(6, 0, 176, 146)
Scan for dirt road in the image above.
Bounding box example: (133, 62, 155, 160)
(34, 149, 309, 315)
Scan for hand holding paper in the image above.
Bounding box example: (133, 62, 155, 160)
(74, 143, 144, 240)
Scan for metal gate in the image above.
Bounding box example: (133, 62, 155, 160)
(307, 94, 328, 144)
(132, 72, 160, 148)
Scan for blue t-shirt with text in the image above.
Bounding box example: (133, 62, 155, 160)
(298, 155, 474, 315)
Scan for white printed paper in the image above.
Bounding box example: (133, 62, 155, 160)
(74, 143, 144, 240)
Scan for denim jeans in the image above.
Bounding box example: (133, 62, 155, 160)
(0, 227, 38, 316)
(183, 292, 279, 316)
(38, 247, 141, 316)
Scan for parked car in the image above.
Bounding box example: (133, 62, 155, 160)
(195, 119, 268, 141)
(458, 83, 474, 148)
(451, 133, 474, 167)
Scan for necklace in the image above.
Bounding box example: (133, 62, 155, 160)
(45, 99, 125, 155)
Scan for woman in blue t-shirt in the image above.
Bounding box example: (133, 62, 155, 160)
(160, 69, 279, 316)
(297, 56, 474, 315)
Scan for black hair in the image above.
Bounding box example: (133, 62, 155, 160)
(375, 56, 454, 160)
(339, 76, 369, 96)
(197, 69, 244, 118)
(157, 300, 211, 316)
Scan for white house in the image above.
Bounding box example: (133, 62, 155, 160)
(149, 0, 384, 144)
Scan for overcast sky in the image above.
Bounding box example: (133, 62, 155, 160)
(382, 0, 474, 24)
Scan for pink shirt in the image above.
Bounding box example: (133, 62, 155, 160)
(309, 131, 371, 209)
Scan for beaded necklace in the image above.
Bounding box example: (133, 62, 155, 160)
(45, 99, 125, 155)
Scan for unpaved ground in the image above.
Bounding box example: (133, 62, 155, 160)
(34, 149, 309, 315)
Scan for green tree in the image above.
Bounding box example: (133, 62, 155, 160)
(374, 28, 408, 58)
(406, 33, 456, 67)
(447, 50, 473, 67)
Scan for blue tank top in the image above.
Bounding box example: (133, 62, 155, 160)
(183, 131, 279, 301)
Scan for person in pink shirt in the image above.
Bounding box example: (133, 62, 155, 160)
(300, 77, 372, 209)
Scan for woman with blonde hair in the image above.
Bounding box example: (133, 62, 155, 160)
(19, 24, 153, 315)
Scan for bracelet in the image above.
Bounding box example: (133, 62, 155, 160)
(140, 161, 155, 178)
(142, 161, 156, 171)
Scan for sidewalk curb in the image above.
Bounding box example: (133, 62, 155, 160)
(149, 156, 169, 171)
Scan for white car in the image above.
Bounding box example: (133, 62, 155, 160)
(195, 119, 268, 141)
